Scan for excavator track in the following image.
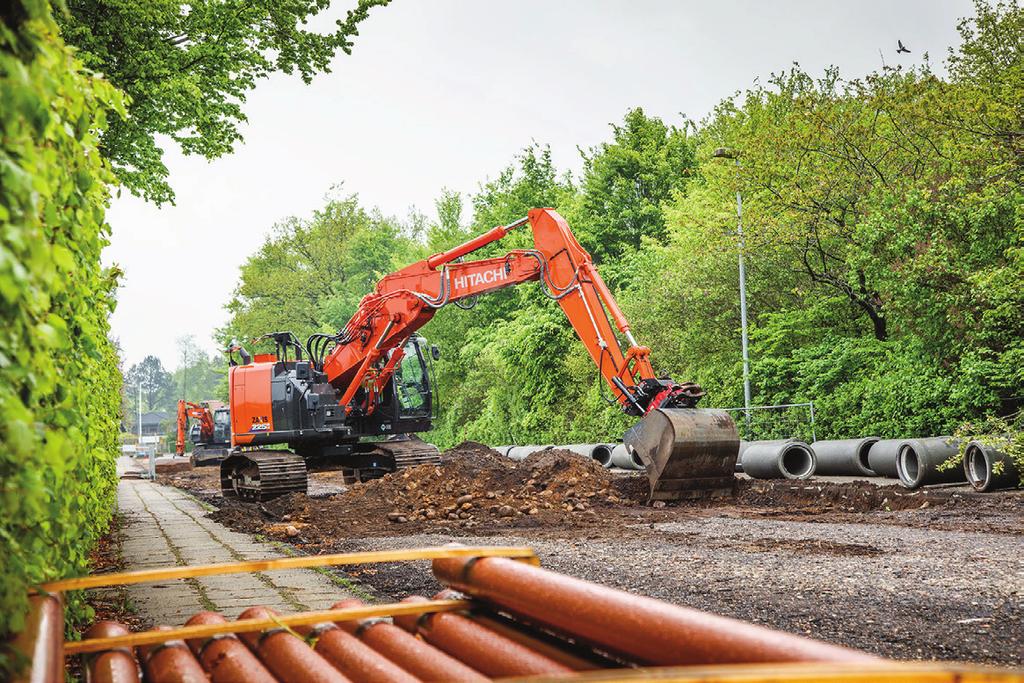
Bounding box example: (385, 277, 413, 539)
(342, 437, 441, 484)
(220, 451, 308, 501)
(624, 408, 739, 502)
(378, 437, 442, 469)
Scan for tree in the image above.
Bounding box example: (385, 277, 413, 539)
(427, 189, 468, 253)
(222, 192, 423, 353)
(57, 0, 390, 203)
(578, 108, 695, 264)
(126, 355, 174, 411)
(173, 335, 224, 403)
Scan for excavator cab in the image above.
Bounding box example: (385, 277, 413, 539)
(393, 336, 434, 419)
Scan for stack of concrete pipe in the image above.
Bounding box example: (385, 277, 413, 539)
(738, 439, 816, 480)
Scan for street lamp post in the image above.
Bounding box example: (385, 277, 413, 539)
(713, 147, 752, 433)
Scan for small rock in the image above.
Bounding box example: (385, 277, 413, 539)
(285, 525, 300, 537)
(497, 505, 514, 517)
(460, 502, 473, 511)
(282, 514, 292, 522)
(574, 503, 587, 511)
(485, 491, 496, 499)
(527, 507, 539, 515)
(456, 494, 474, 505)
(652, 501, 666, 509)
(458, 512, 471, 520)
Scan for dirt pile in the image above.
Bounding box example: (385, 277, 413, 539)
(368, 441, 627, 522)
(216, 442, 643, 540)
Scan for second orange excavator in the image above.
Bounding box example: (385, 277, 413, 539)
(176, 399, 231, 466)
(221, 208, 739, 500)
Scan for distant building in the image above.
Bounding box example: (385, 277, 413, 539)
(139, 411, 172, 436)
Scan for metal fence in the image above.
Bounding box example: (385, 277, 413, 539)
(721, 402, 816, 442)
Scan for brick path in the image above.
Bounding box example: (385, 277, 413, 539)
(117, 471, 354, 626)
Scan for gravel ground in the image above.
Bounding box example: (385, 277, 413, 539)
(163, 464, 1024, 666)
(329, 512, 1022, 666)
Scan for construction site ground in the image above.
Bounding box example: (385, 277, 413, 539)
(152, 444, 1024, 667)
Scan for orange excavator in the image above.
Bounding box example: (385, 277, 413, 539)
(221, 208, 739, 500)
(176, 399, 231, 466)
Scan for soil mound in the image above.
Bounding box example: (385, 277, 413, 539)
(214, 442, 642, 540)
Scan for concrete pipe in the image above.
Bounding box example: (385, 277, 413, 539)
(866, 439, 906, 478)
(609, 443, 645, 470)
(964, 441, 1021, 492)
(505, 445, 552, 461)
(332, 599, 488, 682)
(896, 437, 961, 488)
(896, 437, 963, 489)
(735, 441, 749, 472)
(739, 440, 816, 479)
(810, 437, 879, 476)
(559, 444, 614, 467)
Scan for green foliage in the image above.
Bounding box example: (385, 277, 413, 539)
(56, 0, 390, 203)
(125, 354, 173, 411)
(222, 192, 423, 349)
(223, 3, 1022, 457)
(578, 107, 696, 266)
(172, 335, 224, 406)
(0, 0, 123, 667)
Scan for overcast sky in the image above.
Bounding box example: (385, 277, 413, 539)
(105, 0, 975, 371)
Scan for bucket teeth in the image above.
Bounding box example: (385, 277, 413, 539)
(623, 409, 739, 502)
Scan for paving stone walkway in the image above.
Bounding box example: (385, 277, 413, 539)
(117, 469, 353, 626)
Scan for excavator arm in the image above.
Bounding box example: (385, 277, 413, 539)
(319, 208, 703, 418)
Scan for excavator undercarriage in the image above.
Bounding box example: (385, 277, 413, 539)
(220, 437, 441, 502)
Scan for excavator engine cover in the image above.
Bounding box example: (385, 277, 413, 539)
(624, 408, 739, 501)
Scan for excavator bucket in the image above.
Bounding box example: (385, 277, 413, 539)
(623, 408, 739, 502)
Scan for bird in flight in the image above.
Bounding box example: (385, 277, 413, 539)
(897, 40, 911, 54)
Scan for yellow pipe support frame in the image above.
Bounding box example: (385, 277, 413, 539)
(39, 545, 539, 592)
(65, 599, 469, 655)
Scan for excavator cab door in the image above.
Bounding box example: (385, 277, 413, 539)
(393, 336, 433, 419)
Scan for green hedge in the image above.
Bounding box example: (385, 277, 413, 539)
(0, 0, 124, 668)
